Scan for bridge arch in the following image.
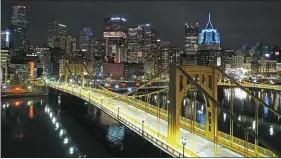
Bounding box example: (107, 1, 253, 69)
(181, 89, 207, 127)
(64, 63, 85, 87)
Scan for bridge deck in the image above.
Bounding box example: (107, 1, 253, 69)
(52, 84, 243, 157)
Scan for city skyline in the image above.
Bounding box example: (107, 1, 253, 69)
(2, 1, 281, 49)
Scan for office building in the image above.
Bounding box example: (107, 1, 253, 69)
(154, 40, 170, 79)
(11, 5, 29, 51)
(93, 40, 105, 57)
(9, 64, 29, 83)
(80, 27, 92, 50)
(184, 23, 199, 64)
(72, 50, 87, 64)
(66, 36, 76, 59)
(1, 29, 10, 48)
(169, 46, 181, 64)
(258, 57, 277, 78)
(102, 63, 124, 80)
(87, 35, 96, 61)
(59, 59, 67, 77)
(197, 14, 221, 66)
(80, 27, 95, 60)
(1, 49, 10, 84)
(48, 21, 67, 49)
(127, 27, 139, 63)
(138, 24, 152, 63)
(103, 17, 127, 62)
(231, 55, 244, 69)
(124, 63, 144, 81)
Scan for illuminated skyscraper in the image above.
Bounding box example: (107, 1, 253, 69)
(80, 27, 95, 60)
(48, 21, 67, 49)
(80, 27, 92, 50)
(185, 23, 199, 54)
(127, 26, 139, 63)
(197, 13, 221, 66)
(184, 23, 199, 64)
(1, 29, 10, 48)
(103, 17, 127, 62)
(11, 5, 29, 51)
(65, 36, 76, 59)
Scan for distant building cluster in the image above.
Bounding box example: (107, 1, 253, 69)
(1, 6, 281, 85)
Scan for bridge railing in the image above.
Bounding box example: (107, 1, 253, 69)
(50, 83, 199, 158)
(218, 81, 281, 91)
(217, 131, 276, 157)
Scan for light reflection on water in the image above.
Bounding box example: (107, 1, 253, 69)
(106, 125, 125, 151)
(44, 105, 85, 157)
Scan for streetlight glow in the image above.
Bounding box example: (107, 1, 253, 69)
(64, 137, 69, 144)
(69, 147, 74, 154)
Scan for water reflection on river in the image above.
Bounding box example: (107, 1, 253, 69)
(2, 95, 171, 158)
(60, 95, 171, 158)
(219, 88, 281, 152)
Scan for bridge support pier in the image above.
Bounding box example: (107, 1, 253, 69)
(167, 62, 180, 147)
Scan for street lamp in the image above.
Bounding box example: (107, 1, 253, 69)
(181, 137, 187, 157)
(141, 117, 145, 136)
(28, 86, 32, 89)
(117, 106, 120, 119)
(88, 91, 91, 100)
(100, 97, 105, 108)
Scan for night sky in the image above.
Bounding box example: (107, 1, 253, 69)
(2, 0, 281, 49)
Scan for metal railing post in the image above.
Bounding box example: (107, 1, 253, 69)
(254, 99, 259, 157)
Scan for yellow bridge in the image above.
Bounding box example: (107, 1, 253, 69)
(218, 81, 281, 91)
(36, 62, 280, 158)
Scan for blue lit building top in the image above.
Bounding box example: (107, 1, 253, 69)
(89, 31, 94, 36)
(198, 13, 220, 46)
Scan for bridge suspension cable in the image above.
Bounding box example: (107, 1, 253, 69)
(125, 67, 169, 96)
(81, 63, 169, 99)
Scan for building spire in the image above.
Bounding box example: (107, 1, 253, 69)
(205, 13, 214, 29)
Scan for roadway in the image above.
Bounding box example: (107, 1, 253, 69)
(57, 85, 243, 157)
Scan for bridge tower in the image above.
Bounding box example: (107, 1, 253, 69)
(168, 62, 218, 147)
(64, 63, 85, 87)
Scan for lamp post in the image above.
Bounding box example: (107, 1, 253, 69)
(117, 106, 120, 119)
(100, 97, 104, 109)
(88, 91, 91, 101)
(181, 137, 187, 157)
(141, 117, 145, 136)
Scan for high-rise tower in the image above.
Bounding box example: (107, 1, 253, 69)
(103, 17, 127, 63)
(11, 5, 29, 51)
(197, 13, 221, 66)
(47, 21, 67, 49)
